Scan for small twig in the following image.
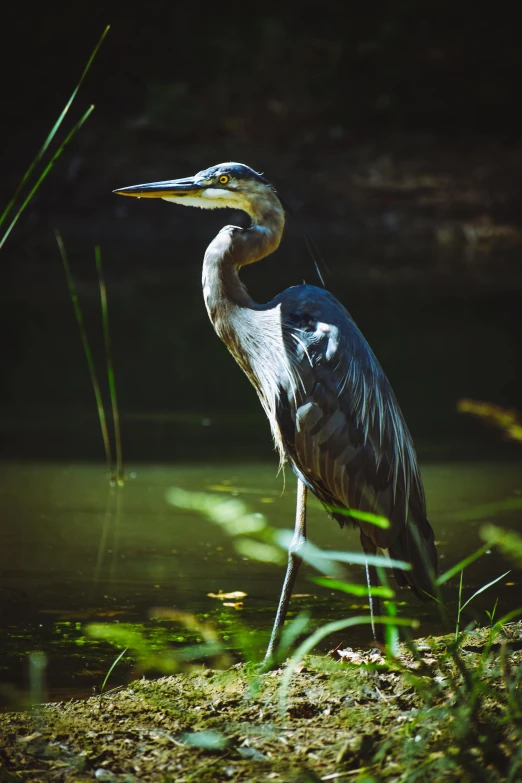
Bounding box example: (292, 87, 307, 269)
(322, 769, 370, 780)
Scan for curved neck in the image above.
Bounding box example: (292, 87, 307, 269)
(202, 192, 285, 336)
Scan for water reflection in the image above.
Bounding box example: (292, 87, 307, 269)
(1, 460, 521, 706)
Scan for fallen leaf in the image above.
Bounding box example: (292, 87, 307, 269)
(17, 732, 42, 743)
(336, 648, 363, 664)
(207, 591, 247, 600)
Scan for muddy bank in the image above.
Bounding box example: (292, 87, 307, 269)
(1, 622, 521, 782)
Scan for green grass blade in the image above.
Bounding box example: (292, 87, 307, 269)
(277, 612, 311, 662)
(56, 230, 114, 478)
(101, 647, 127, 695)
(323, 504, 390, 529)
(96, 246, 124, 485)
(315, 549, 410, 571)
(460, 570, 511, 612)
(456, 569, 464, 639)
(275, 532, 411, 573)
(312, 575, 395, 598)
(0, 25, 109, 231)
(481, 524, 522, 567)
(491, 607, 522, 635)
(384, 594, 399, 655)
(436, 542, 490, 585)
(1, 105, 94, 249)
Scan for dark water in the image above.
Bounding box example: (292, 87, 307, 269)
(1, 459, 521, 708)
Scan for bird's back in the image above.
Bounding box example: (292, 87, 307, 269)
(264, 284, 437, 597)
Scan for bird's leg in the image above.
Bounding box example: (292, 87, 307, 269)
(365, 561, 377, 640)
(264, 479, 308, 663)
(360, 534, 384, 646)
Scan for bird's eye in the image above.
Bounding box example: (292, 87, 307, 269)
(219, 175, 229, 185)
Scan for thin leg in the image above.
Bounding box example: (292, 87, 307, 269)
(360, 534, 384, 645)
(365, 561, 376, 639)
(264, 479, 308, 662)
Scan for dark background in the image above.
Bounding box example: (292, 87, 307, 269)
(2, 1, 522, 462)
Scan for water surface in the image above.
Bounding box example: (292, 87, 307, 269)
(1, 460, 521, 707)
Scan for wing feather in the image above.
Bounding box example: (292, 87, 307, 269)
(268, 284, 437, 595)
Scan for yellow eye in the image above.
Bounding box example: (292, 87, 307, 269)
(219, 175, 229, 185)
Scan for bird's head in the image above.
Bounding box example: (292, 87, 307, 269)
(114, 162, 279, 224)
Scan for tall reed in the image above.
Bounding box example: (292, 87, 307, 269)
(0, 26, 109, 249)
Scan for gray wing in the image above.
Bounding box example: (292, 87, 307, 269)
(273, 284, 437, 596)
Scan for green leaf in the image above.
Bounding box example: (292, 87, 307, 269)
(480, 524, 522, 567)
(87, 623, 148, 653)
(275, 532, 411, 573)
(234, 538, 285, 564)
(436, 543, 490, 585)
(312, 576, 395, 598)
(277, 611, 311, 661)
(491, 607, 522, 637)
(181, 731, 229, 750)
(101, 648, 127, 694)
(323, 505, 390, 529)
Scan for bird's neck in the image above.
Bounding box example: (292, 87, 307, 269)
(202, 195, 285, 340)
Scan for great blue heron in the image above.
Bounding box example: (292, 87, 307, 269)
(115, 162, 437, 660)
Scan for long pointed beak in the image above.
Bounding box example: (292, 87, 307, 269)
(113, 176, 205, 199)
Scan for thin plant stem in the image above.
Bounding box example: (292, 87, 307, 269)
(437, 542, 490, 586)
(56, 230, 114, 480)
(98, 648, 127, 716)
(0, 26, 109, 234)
(96, 246, 124, 485)
(101, 648, 128, 695)
(456, 569, 464, 640)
